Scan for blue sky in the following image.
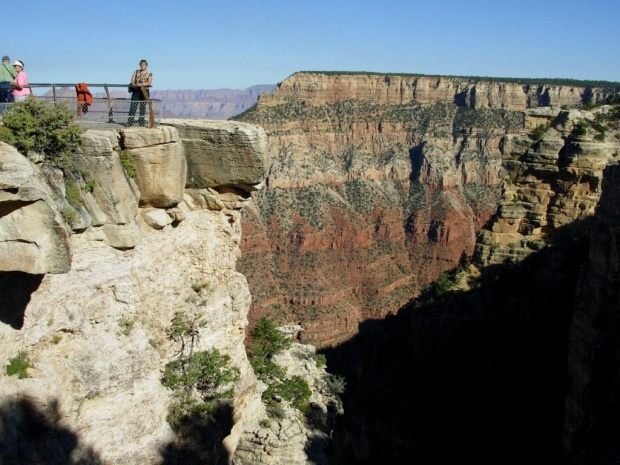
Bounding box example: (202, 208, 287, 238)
(4, 0, 619, 91)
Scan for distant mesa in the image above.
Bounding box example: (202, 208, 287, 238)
(152, 85, 276, 120)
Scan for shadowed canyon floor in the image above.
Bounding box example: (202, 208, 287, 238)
(324, 219, 590, 465)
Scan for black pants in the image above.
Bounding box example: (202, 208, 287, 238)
(0, 82, 14, 103)
(128, 90, 148, 126)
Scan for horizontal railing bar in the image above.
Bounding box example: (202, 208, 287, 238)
(27, 84, 151, 88)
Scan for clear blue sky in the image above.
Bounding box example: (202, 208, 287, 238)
(4, 0, 619, 91)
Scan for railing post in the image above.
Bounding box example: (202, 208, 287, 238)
(104, 85, 113, 123)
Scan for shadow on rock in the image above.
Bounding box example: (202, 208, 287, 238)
(160, 402, 233, 465)
(0, 396, 102, 464)
(0, 271, 44, 329)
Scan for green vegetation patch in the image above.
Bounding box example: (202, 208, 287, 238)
(0, 99, 82, 165)
(120, 150, 137, 178)
(6, 351, 33, 379)
(64, 180, 82, 209)
(162, 312, 240, 432)
(247, 318, 313, 413)
(60, 206, 79, 227)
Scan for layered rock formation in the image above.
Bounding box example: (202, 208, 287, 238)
(235, 71, 619, 348)
(261, 72, 615, 109)
(0, 122, 272, 463)
(475, 107, 620, 264)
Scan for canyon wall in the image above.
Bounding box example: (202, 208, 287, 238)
(235, 71, 619, 348)
(0, 122, 271, 463)
(564, 163, 620, 463)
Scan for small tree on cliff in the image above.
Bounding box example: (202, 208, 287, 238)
(246, 318, 313, 414)
(162, 311, 240, 431)
(247, 317, 291, 379)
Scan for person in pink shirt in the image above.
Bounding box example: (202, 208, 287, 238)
(11, 60, 30, 102)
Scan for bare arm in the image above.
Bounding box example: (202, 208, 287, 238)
(12, 72, 23, 89)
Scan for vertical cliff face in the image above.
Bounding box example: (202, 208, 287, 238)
(564, 163, 620, 463)
(262, 72, 615, 109)
(235, 71, 619, 348)
(0, 122, 270, 464)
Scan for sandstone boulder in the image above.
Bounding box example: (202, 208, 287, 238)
(73, 132, 144, 249)
(118, 127, 186, 208)
(0, 143, 71, 274)
(162, 119, 270, 192)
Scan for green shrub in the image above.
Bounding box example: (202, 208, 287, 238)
(264, 375, 312, 412)
(591, 121, 607, 133)
(247, 318, 292, 382)
(313, 353, 327, 368)
(434, 272, 453, 297)
(532, 123, 550, 140)
(163, 349, 240, 400)
(248, 317, 291, 360)
(249, 357, 286, 380)
(64, 180, 82, 208)
(246, 318, 315, 412)
(0, 99, 82, 164)
(191, 282, 212, 293)
(162, 311, 239, 432)
(60, 206, 79, 227)
(6, 351, 33, 379)
(326, 373, 347, 394)
(81, 180, 96, 193)
(120, 151, 137, 178)
(119, 318, 135, 336)
(573, 123, 588, 137)
(0, 126, 16, 146)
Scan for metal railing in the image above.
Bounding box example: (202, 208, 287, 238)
(0, 84, 161, 128)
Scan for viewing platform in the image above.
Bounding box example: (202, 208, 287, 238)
(0, 83, 162, 128)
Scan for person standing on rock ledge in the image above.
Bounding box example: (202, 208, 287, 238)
(11, 60, 31, 102)
(0, 55, 17, 104)
(128, 59, 152, 126)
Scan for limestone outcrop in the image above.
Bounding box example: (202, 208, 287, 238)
(162, 119, 269, 191)
(0, 120, 274, 463)
(0, 143, 71, 274)
(235, 337, 343, 465)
